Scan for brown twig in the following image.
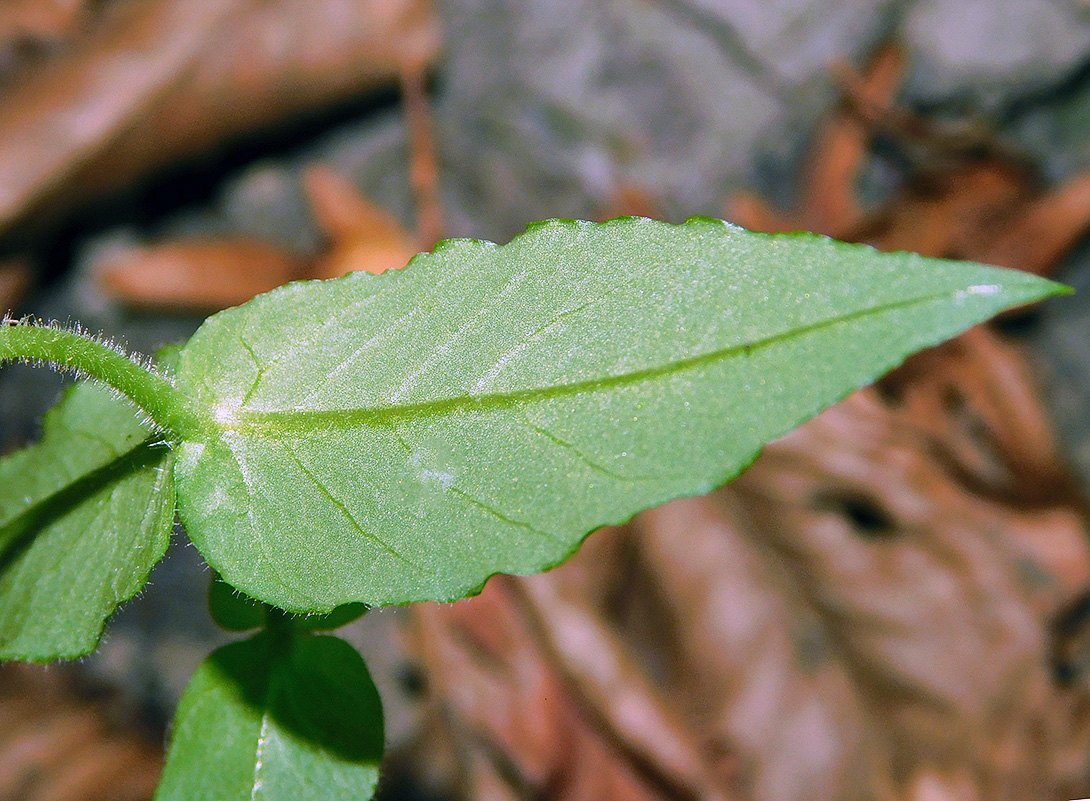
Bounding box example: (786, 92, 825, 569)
(401, 55, 444, 250)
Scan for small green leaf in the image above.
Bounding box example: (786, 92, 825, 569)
(0, 381, 174, 661)
(209, 573, 267, 631)
(209, 574, 365, 631)
(292, 603, 367, 632)
(156, 632, 384, 801)
(170, 218, 1067, 612)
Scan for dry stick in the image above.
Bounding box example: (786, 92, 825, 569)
(799, 44, 906, 237)
(724, 45, 907, 238)
(400, 57, 444, 251)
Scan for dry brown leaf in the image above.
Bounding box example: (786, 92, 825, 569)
(0, 663, 160, 801)
(514, 575, 738, 801)
(0, 0, 94, 85)
(726, 389, 1085, 800)
(877, 328, 1077, 507)
(0, 0, 89, 43)
(863, 161, 1032, 258)
(598, 182, 661, 221)
(975, 171, 1090, 274)
(96, 238, 301, 311)
(0, 0, 440, 238)
(96, 94, 433, 308)
(410, 569, 736, 801)
(303, 164, 418, 279)
(0, 0, 247, 234)
(722, 190, 794, 235)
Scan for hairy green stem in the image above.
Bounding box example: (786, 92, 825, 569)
(0, 322, 204, 439)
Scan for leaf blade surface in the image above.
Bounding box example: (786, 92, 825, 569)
(155, 633, 383, 801)
(0, 381, 174, 660)
(173, 217, 1066, 611)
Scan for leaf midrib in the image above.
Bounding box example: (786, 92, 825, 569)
(210, 289, 985, 437)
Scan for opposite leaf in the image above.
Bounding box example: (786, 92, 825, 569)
(209, 573, 366, 632)
(0, 381, 174, 661)
(171, 217, 1065, 612)
(156, 632, 384, 801)
(209, 573, 267, 631)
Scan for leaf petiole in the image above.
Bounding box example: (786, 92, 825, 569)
(0, 319, 204, 439)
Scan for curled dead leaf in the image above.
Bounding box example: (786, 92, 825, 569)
(96, 238, 300, 311)
(303, 164, 418, 279)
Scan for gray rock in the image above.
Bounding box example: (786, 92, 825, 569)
(1031, 240, 1090, 500)
(438, 0, 893, 239)
(1006, 70, 1090, 179)
(685, 0, 898, 86)
(902, 0, 1090, 111)
(217, 161, 324, 256)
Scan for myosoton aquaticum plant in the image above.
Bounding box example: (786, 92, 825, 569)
(0, 217, 1068, 799)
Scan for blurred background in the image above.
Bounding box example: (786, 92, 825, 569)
(3, 0, 1090, 799)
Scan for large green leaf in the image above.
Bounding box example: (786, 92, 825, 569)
(171, 217, 1065, 612)
(156, 632, 383, 801)
(0, 381, 174, 661)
